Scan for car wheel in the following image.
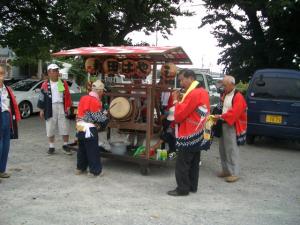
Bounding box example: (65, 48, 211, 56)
(246, 135, 255, 145)
(19, 101, 32, 119)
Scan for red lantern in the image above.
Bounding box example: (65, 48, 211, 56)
(103, 58, 119, 75)
(85, 58, 99, 74)
(121, 59, 136, 78)
(136, 60, 151, 78)
(161, 63, 177, 81)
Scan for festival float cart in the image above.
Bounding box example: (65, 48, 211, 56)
(52, 46, 192, 175)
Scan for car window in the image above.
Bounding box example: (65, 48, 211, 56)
(195, 74, 205, 88)
(206, 75, 215, 91)
(4, 78, 22, 86)
(250, 76, 300, 101)
(33, 82, 43, 90)
(11, 80, 40, 91)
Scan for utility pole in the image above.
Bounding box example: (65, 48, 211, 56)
(155, 22, 158, 46)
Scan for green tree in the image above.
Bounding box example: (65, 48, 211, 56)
(0, 0, 192, 64)
(200, 0, 300, 81)
(0, 0, 51, 66)
(60, 58, 87, 86)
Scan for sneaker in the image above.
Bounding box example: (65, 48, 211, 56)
(87, 172, 104, 178)
(217, 171, 231, 178)
(67, 142, 78, 152)
(75, 169, 87, 175)
(68, 140, 78, 146)
(47, 147, 55, 154)
(225, 176, 239, 183)
(62, 145, 72, 155)
(0, 172, 10, 178)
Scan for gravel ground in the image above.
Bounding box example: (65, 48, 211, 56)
(0, 116, 299, 225)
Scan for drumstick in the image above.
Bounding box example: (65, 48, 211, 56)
(109, 102, 119, 110)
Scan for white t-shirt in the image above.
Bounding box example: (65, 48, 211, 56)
(161, 92, 170, 106)
(50, 81, 63, 103)
(0, 86, 10, 112)
(222, 89, 235, 114)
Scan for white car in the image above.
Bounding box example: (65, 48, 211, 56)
(11, 79, 81, 118)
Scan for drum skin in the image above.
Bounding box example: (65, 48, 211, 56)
(109, 97, 132, 119)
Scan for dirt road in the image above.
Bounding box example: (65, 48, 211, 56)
(0, 116, 299, 225)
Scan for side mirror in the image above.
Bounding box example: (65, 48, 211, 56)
(217, 87, 225, 94)
(209, 85, 217, 92)
(35, 88, 41, 93)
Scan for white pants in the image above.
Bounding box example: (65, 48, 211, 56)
(46, 103, 70, 137)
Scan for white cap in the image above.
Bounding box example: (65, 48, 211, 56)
(47, 63, 59, 70)
(92, 80, 106, 91)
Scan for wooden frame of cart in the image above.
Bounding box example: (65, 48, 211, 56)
(52, 46, 192, 175)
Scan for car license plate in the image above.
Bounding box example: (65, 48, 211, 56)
(266, 115, 282, 124)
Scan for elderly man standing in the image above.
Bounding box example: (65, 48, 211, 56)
(37, 64, 72, 155)
(167, 69, 210, 196)
(214, 75, 247, 183)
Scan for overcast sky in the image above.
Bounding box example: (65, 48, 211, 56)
(126, 1, 224, 73)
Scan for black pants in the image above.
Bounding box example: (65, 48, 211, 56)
(77, 128, 102, 175)
(175, 151, 201, 193)
(160, 119, 176, 153)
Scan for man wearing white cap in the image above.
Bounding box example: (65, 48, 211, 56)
(37, 63, 72, 155)
(76, 80, 108, 177)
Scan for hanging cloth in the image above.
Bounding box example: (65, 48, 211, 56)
(57, 79, 65, 92)
(179, 80, 199, 103)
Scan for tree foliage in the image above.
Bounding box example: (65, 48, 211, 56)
(0, 0, 192, 64)
(200, 0, 300, 81)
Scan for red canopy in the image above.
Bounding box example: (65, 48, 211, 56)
(52, 46, 192, 65)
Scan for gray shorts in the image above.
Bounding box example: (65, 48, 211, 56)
(46, 103, 70, 137)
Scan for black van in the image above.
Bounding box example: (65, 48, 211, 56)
(246, 69, 300, 144)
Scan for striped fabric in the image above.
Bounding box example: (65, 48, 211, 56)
(176, 129, 211, 152)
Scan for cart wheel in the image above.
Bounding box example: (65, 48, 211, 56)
(140, 166, 150, 175)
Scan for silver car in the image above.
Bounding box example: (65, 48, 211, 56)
(11, 79, 81, 118)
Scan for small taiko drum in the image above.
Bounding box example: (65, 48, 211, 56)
(109, 97, 133, 120)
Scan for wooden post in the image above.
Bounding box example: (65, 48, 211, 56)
(145, 63, 157, 159)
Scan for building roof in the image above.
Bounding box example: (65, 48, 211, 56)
(0, 46, 15, 57)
